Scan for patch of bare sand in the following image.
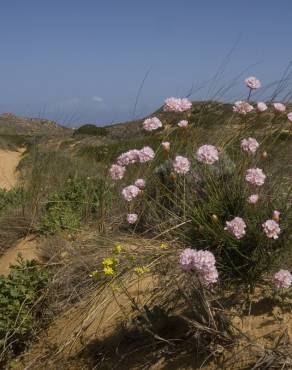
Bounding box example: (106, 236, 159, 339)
(0, 236, 39, 276)
(0, 148, 25, 189)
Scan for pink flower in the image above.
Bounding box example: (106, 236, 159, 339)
(127, 213, 138, 224)
(178, 120, 188, 128)
(262, 219, 280, 239)
(179, 248, 218, 285)
(272, 210, 280, 222)
(241, 137, 259, 155)
(287, 112, 292, 122)
(225, 217, 246, 239)
(164, 97, 192, 112)
(122, 185, 140, 202)
(245, 76, 261, 90)
(109, 164, 126, 180)
(173, 156, 190, 174)
(233, 101, 254, 115)
(248, 194, 259, 204)
(274, 269, 292, 289)
(117, 150, 140, 166)
(273, 103, 286, 113)
(138, 146, 155, 163)
(162, 141, 170, 151)
(134, 178, 145, 189)
(245, 168, 266, 186)
(257, 102, 268, 112)
(143, 117, 162, 131)
(196, 145, 219, 165)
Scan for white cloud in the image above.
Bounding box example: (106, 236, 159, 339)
(92, 96, 104, 103)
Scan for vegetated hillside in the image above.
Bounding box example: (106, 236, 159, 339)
(0, 113, 71, 136)
(0, 113, 73, 150)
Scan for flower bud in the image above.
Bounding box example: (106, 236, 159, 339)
(211, 214, 219, 223)
(262, 151, 268, 159)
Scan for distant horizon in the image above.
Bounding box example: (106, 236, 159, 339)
(1, 1, 292, 127)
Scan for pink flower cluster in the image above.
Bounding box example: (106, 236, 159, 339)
(178, 120, 188, 128)
(164, 97, 192, 112)
(143, 117, 162, 131)
(225, 217, 247, 239)
(179, 248, 218, 285)
(245, 76, 261, 90)
(117, 149, 140, 166)
(109, 164, 126, 180)
(241, 137, 259, 155)
(117, 147, 155, 166)
(257, 102, 268, 112)
(262, 219, 281, 239)
(245, 168, 266, 186)
(139, 146, 155, 163)
(135, 178, 145, 189)
(288, 112, 292, 122)
(248, 194, 259, 204)
(274, 269, 292, 289)
(173, 155, 190, 174)
(196, 145, 219, 165)
(122, 185, 140, 202)
(273, 103, 286, 113)
(127, 213, 138, 224)
(233, 101, 254, 115)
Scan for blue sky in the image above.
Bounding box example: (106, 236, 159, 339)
(0, 1, 291, 127)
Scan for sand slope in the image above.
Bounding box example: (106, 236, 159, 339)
(0, 148, 24, 190)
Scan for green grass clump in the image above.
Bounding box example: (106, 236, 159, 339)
(0, 187, 27, 215)
(37, 176, 109, 235)
(0, 258, 49, 363)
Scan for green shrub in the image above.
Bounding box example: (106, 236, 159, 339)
(0, 258, 49, 362)
(37, 176, 109, 235)
(73, 124, 108, 136)
(0, 187, 27, 214)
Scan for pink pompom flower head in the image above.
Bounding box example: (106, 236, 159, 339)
(134, 178, 145, 189)
(178, 120, 188, 128)
(173, 155, 190, 174)
(122, 185, 140, 202)
(109, 164, 126, 180)
(164, 97, 192, 112)
(274, 269, 292, 289)
(138, 146, 155, 163)
(233, 101, 254, 115)
(143, 117, 162, 131)
(196, 145, 219, 165)
(287, 112, 292, 122)
(127, 213, 138, 224)
(241, 137, 259, 155)
(245, 76, 261, 90)
(257, 102, 268, 112)
(248, 194, 259, 204)
(117, 149, 140, 166)
(179, 248, 218, 285)
(224, 217, 247, 239)
(245, 168, 266, 187)
(273, 103, 286, 113)
(262, 219, 280, 239)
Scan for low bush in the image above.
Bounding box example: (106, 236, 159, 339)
(73, 124, 108, 136)
(0, 258, 49, 364)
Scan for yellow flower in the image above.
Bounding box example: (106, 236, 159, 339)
(102, 258, 114, 267)
(134, 266, 150, 275)
(160, 243, 169, 250)
(113, 244, 122, 254)
(103, 266, 115, 276)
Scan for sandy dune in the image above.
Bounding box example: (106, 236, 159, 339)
(0, 148, 24, 190)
